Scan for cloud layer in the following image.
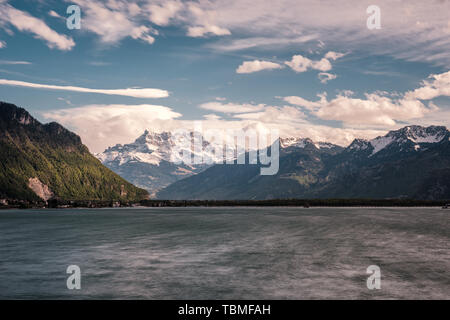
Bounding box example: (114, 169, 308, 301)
(41, 69, 450, 153)
(199, 101, 266, 113)
(203, 0, 450, 66)
(43, 102, 382, 153)
(0, 2, 74, 50)
(70, 0, 158, 45)
(43, 104, 182, 152)
(405, 71, 450, 100)
(2, 0, 450, 68)
(284, 71, 450, 127)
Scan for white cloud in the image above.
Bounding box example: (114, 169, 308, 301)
(41, 101, 398, 153)
(0, 60, 31, 65)
(185, 3, 231, 37)
(0, 40, 6, 48)
(324, 51, 346, 60)
(199, 101, 265, 113)
(411, 105, 450, 129)
(203, 114, 221, 121)
(0, 3, 74, 50)
(88, 61, 111, 66)
(283, 94, 326, 111)
(200, 0, 450, 66)
(6, 0, 445, 68)
(311, 58, 333, 72)
(70, 0, 157, 45)
(130, 25, 156, 44)
(285, 55, 313, 73)
(49, 0, 230, 45)
(285, 51, 343, 73)
(208, 35, 318, 52)
(147, 0, 182, 26)
(285, 92, 433, 127)
(195, 110, 387, 148)
(57, 97, 72, 105)
(187, 25, 231, 37)
(283, 125, 387, 147)
(3, 0, 446, 66)
(67, 0, 232, 42)
(315, 95, 430, 126)
(236, 51, 343, 77)
(0, 79, 169, 98)
(318, 72, 337, 84)
(48, 10, 63, 19)
(405, 70, 450, 100)
(42, 104, 182, 153)
(234, 105, 306, 124)
(236, 60, 283, 74)
(284, 70, 450, 127)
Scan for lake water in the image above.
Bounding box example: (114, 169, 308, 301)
(0, 207, 449, 299)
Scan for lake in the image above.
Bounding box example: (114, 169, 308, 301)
(0, 207, 448, 299)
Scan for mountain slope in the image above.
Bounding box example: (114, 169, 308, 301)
(156, 126, 450, 200)
(0, 102, 148, 202)
(157, 138, 344, 199)
(321, 127, 450, 199)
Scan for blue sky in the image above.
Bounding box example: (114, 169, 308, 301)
(1, 0, 450, 152)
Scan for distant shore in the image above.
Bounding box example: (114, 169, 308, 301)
(1, 198, 449, 209)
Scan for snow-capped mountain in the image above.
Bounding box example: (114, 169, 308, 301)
(346, 125, 449, 156)
(157, 125, 450, 200)
(97, 131, 201, 197)
(280, 137, 316, 149)
(98, 125, 450, 199)
(97, 130, 227, 166)
(96, 130, 235, 196)
(280, 137, 342, 152)
(97, 131, 173, 166)
(98, 129, 332, 196)
(99, 131, 339, 173)
(369, 125, 448, 154)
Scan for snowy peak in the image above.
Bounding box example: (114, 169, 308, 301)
(385, 125, 447, 144)
(97, 130, 228, 167)
(368, 125, 448, 155)
(97, 130, 175, 166)
(280, 137, 339, 150)
(370, 125, 448, 155)
(280, 137, 314, 148)
(345, 125, 449, 156)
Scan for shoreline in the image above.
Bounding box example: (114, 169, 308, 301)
(1, 199, 449, 210)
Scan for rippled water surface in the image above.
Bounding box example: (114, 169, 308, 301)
(0, 207, 449, 299)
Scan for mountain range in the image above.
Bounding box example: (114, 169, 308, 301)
(0, 102, 148, 202)
(2, 101, 449, 202)
(155, 125, 450, 200)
